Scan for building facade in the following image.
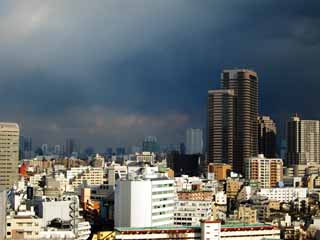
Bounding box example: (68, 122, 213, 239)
(258, 116, 277, 158)
(287, 115, 320, 165)
(207, 89, 236, 165)
(245, 154, 283, 188)
(208, 69, 259, 174)
(0, 123, 20, 190)
(115, 174, 176, 228)
(186, 128, 203, 155)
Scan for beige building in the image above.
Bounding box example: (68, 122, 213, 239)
(6, 215, 42, 239)
(0, 123, 19, 190)
(226, 178, 242, 199)
(70, 167, 105, 189)
(237, 206, 257, 224)
(245, 154, 283, 188)
(209, 163, 232, 181)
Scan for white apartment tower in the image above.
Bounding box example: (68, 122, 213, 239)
(114, 169, 176, 228)
(0, 123, 20, 190)
(186, 128, 203, 155)
(245, 154, 283, 188)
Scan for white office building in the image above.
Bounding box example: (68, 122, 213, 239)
(114, 168, 176, 228)
(186, 128, 203, 155)
(258, 187, 308, 203)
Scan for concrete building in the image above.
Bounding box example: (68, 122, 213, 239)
(136, 151, 156, 163)
(287, 115, 320, 165)
(174, 200, 212, 226)
(114, 169, 176, 228)
(0, 123, 20, 190)
(0, 190, 6, 239)
(245, 154, 283, 188)
(207, 89, 236, 165)
(69, 167, 105, 190)
(209, 163, 232, 181)
(6, 214, 42, 239)
(186, 128, 203, 155)
(114, 222, 280, 240)
(258, 187, 307, 203)
(258, 116, 277, 158)
(237, 206, 257, 224)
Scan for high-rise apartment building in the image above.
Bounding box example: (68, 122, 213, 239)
(0, 123, 20, 190)
(245, 154, 283, 188)
(185, 128, 203, 155)
(208, 69, 259, 173)
(258, 116, 277, 158)
(287, 115, 320, 165)
(207, 89, 236, 165)
(221, 69, 259, 173)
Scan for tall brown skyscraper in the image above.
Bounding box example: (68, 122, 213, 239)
(208, 69, 259, 174)
(207, 89, 236, 165)
(258, 116, 277, 158)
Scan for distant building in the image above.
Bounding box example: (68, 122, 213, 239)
(19, 136, 32, 160)
(185, 128, 203, 155)
(287, 115, 320, 165)
(41, 144, 48, 155)
(0, 122, 20, 190)
(142, 136, 159, 153)
(116, 147, 125, 156)
(245, 154, 283, 188)
(258, 116, 277, 158)
(65, 138, 78, 157)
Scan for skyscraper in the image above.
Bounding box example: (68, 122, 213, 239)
(208, 69, 259, 174)
(185, 128, 203, 155)
(65, 138, 78, 157)
(207, 89, 235, 165)
(258, 116, 277, 158)
(287, 115, 320, 165)
(0, 123, 20, 190)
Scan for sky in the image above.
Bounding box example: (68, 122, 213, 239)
(0, 1, 319, 150)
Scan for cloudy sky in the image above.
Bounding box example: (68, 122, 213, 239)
(0, 1, 319, 150)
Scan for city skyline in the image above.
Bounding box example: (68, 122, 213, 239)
(0, 1, 320, 149)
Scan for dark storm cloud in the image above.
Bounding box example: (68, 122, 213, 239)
(0, 0, 319, 148)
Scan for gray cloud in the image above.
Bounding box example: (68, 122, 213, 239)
(0, 0, 320, 149)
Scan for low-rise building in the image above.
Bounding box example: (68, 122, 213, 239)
(258, 187, 308, 203)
